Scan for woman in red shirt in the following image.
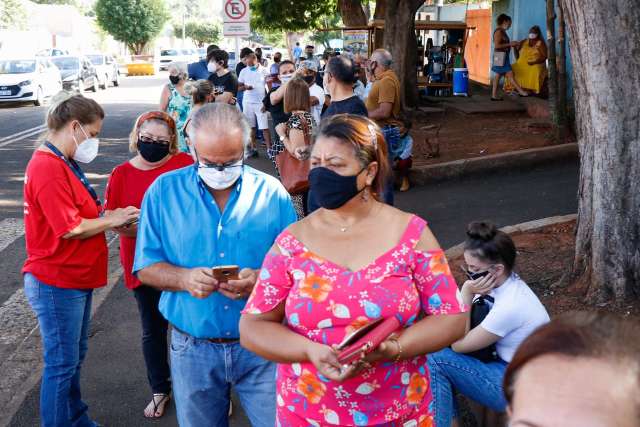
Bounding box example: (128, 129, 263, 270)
(104, 111, 193, 418)
(23, 93, 139, 427)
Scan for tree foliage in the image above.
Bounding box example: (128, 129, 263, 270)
(1, 0, 28, 30)
(173, 21, 221, 47)
(95, 0, 169, 55)
(310, 14, 343, 48)
(251, 0, 336, 32)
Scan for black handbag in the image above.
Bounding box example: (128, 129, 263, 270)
(467, 295, 499, 363)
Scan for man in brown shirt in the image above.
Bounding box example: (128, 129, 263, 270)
(365, 49, 402, 128)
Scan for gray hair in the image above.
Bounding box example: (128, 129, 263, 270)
(167, 61, 188, 80)
(190, 103, 251, 151)
(371, 49, 393, 69)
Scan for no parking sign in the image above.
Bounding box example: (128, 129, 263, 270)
(223, 0, 250, 37)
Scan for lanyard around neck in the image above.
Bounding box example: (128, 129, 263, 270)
(44, 141, 102, 210)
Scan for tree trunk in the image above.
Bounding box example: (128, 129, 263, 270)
(564, 0, 640, 302)
(556, 0, 568, 141)
(372, 0, 386, 50)
(338, 0, 368, 27)
(383, 0, 423, 108)
(546, 0, 559, 140)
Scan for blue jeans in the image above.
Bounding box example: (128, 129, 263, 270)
(23, 273, 98, 427)
(428, 348, 508, 427)
(170, 328, 276, 427)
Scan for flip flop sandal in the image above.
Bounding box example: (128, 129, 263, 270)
(147, 393, 171, 418)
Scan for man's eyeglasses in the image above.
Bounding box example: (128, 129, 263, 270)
(197, 158, 244, 172)
(139, 134, 170, 146)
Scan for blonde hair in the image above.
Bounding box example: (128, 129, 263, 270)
(167, 61, 188, 80)
(47, 91, 104, 131)
(128, 111, 178, 154)
(184, 79, 213, 105)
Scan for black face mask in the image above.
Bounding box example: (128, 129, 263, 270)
(169, 75, 180, 85)
(304, 74, 315, 84)
(463, 268, 491, 281)
(308, 167, 366, 210)
(138, 138, 170, 163)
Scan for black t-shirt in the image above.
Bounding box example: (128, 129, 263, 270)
(208, 71, 238, 96)
(263, 88, 290, 126)
(322, 95, 368, 119)
(235, 62, 246, 77)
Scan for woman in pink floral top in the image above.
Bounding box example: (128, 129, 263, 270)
(240, 115, 467, 427)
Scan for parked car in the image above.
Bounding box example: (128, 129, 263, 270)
(228, 51, 237, 70)
(51, 55, 99, 92)
(0, 57, 62, 106)
(260, 45, 274, 59)
(86, 53, 120, 89)
(196, 48, 206, 60)
(37, 48, 70, 57)
(159, 49, 182, 70)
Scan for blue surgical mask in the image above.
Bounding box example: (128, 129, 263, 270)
(308, 167, 366, 210)
(250, 65, 258, 71)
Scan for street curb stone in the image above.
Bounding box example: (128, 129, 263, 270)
(444, 214, 577, 260)
(410, 143, 578, 186)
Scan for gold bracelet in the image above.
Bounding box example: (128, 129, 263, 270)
(389, 337, 403, 362)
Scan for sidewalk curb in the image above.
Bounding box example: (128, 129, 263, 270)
(0, 234, 123, 427)
(410, 143, 578, 186)
(444, 214, 577, 259)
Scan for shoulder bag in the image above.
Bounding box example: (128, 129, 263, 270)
(275, 113, 311, 194)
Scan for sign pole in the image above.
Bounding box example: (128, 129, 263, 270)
(235, 37, 240, 70)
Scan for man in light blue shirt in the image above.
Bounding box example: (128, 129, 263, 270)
(292, 42, 303, 64)
(134, 103, 297, 427)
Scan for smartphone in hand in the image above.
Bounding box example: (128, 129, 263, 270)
(212, 265, 240, 282)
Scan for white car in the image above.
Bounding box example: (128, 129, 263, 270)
(0, 57, 62, 106)
(159, 49, 186, 70)
(86, 53, 120, 89)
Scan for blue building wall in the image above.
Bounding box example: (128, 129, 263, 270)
(491, 0, 573, 97)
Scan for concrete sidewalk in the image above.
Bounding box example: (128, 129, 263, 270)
(9, 159, 579, 427)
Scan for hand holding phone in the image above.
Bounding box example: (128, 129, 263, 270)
(212, 265, 240, 282)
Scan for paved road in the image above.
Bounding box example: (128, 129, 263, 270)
(0, 74, 579, 427)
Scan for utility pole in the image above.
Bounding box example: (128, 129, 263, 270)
(182, 0, 186, 48)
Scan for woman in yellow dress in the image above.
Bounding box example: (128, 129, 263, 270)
(507, 26, 548, 95)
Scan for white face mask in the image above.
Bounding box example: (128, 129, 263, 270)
(280, 74, 293, 84)
(207, 62, 217, 73)
(72, 123, 99, 163)
(197, 160, 243, 190)
(528, 33, 537, 39)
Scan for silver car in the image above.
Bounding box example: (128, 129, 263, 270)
(86, 53, 120, 89)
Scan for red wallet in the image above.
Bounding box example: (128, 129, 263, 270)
(336, 317, 401, 365)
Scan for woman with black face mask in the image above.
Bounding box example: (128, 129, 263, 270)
(104, 111, 193, 419)
(159, 62, 192, 153)
(240, 114, 467, 427)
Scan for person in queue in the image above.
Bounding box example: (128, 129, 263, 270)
(507, 25, 548, 95)
(240, 114, 467, 426)
(273, 77, 315, 218)
(427, 221, 549, 427)
(188, 44, 219, 80)
(268, 51, 282, 90)
(235, 47, 254, 111)
(265, 60, 296, 128)
(491, 14, 529, 101)
(292, 42, 303, 64)
(255, 47, 268, 67)
(133, 103, 297, 427)
(23, 92, 139, 427)
(160, 62, 192, 152)
(298, 60, 325, 125)
(104, 111, 193, 419)
(238, 52, 270, 157)
(365, 49, 404, 204)
(182, 80, 214, 158)
(322, 55, 368, 118)
(207, 49, 238, 105)
(504, 312, 640, 427)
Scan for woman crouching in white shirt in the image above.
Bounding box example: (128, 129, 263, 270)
(427, 221, 550, 427)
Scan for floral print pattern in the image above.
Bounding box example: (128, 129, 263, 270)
(244, 216, 467, 426)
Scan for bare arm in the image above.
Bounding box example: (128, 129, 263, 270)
(215, 91, 235, 103)
(270, 83, 286, 104)
(159, 85, 170, 111)
(137, 262, 219, 298)
(240, 302, 316, 363)
(493, 31, 513, 50)
(367, 102, 393, 121)
(63, 207, 138, 239)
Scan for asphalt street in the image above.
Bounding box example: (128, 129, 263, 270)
(0, 73, 578, 427)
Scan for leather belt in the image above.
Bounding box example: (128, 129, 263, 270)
(172, 325, 239, 344)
